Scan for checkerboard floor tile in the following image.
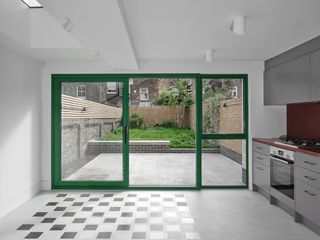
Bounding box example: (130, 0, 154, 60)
(15, 192, 201, 239)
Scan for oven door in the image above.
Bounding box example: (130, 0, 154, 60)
(270, 156, 294, 199)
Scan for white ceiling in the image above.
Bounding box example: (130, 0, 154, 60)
(123, 0, 320, 61)
(0, 0, 320, 68)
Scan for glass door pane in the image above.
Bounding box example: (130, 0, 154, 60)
(202, 78, 243, 134)
(60, 81, 125, 182)
(201, 76, 247, 187)
(202, 139, 246, 186)
(128, 78, 196, 186)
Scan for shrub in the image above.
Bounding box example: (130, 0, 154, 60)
(156, 120, 176, 128)
(130, 113, 144, 128)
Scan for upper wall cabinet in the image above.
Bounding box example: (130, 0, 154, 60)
(311, 49, 320, 101)
(264, 65, 284, 105)
(264, 35, 320, 105)
(264, 55, 310, 105)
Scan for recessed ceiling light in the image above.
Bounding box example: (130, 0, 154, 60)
(230, 16, 246, 35)
(21, 0, 42, 8)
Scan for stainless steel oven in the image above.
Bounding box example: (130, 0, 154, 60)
(270, 146, 294, 200)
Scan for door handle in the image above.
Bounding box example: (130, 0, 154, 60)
(124, 126, 129, 143)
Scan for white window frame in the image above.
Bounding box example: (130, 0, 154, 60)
(77, 85, 86, 98)
(106, 82, 118, 94)
(139, 88, 149, 101)
(231, 86, 238, 98)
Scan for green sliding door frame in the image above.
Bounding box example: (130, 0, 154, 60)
(51, 73, 248, 190)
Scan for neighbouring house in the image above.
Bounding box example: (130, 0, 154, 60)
(62, 82, 123, 107)
(129, 78, 194, 106)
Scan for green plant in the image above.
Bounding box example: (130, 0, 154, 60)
(155, 90, 177, 106)
(129, 113, 144, 128)
(155, 120, 176, 128)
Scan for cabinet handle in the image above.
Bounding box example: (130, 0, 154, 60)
(257, 167, 264, 171)
(257, 157, 263, 160)
(304, 176, 317, 181)
(304, 190, 317, 196)
(304, 161, 316, 166)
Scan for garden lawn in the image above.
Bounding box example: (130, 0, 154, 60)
(100, 127, 218, 148)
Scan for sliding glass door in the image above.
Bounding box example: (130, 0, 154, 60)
(51, 74, 248, 189)
(200, 75, 248, 187)
(52, 75, 129, 188)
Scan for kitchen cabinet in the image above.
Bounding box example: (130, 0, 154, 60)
(264, 55, 310, 105)
(264, 65, 284, 105)
(253, 142, 270, 198)
(311, 49, 320, 101)
(253, 161, 270, 194)
(295, 152, 320, 228)
(295, 179, 320, 227)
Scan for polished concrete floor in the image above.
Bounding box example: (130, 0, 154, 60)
(65, 153, 243, 186)
(0, 190, 319, 240)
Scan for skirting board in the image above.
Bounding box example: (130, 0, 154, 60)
(0, 182, 41, 219)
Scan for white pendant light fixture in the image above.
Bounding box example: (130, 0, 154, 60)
(21, 0, 42, 8)
(204, 49, 214, 63)
(230, 16, 246, 35)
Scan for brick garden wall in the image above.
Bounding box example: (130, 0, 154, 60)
(218, 98, 243, 156)
(61, 118, 121, 178)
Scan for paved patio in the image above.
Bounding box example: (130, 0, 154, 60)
(65, 153, 244, 186)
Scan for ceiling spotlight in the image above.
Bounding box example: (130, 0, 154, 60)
(204, 50, 214, 63)
(21, 0, 42, 8)
(62, 18, 74, 32)
(230, 16, 246, 35)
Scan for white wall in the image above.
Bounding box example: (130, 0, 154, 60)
(0, 43, 42, 218)
(41, 60, 286, 190)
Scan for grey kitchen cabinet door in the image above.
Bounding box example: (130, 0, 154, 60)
(264, 65, 285, 105)
(282, 55, 310, 104)
(311, 49, 320, 101)
(295, 179, 320, 226)
(264, 55, 310, 105)
(253, 161, 270, 194)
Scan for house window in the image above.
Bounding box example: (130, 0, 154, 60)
(107, 82, 118, 94)
(231, 86, 238, 98)
(77, 85, 86, 98)
(139, 88, 149, 101)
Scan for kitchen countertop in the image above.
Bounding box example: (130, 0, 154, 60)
(253, 138, 320, 157)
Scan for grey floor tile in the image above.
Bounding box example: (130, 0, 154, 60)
(83, 224, 98, 230)
(17, 224, 34, 230)
(132, 232, 147, 239)
(33, 212, 47, 217)
(41, 218, 56, 223)
(61, 232, 77, 239)
(24, 232, 42, 239)
(117, 224, 131, 231)
(97, 232, 112, 239)
(50, 224, 66, 231)
(72, 218, 86, 223)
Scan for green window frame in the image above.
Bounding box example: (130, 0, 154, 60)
(51, 73, 248, 190)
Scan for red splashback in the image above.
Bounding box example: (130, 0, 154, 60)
(287, 102, 320, 140)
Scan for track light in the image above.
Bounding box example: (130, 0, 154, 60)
(230, 16, 246, 35)
(204, 50, 214, 63)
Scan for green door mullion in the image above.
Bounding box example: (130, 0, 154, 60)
(123, 79, 129, 186)
(195, 74, 202, 188)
